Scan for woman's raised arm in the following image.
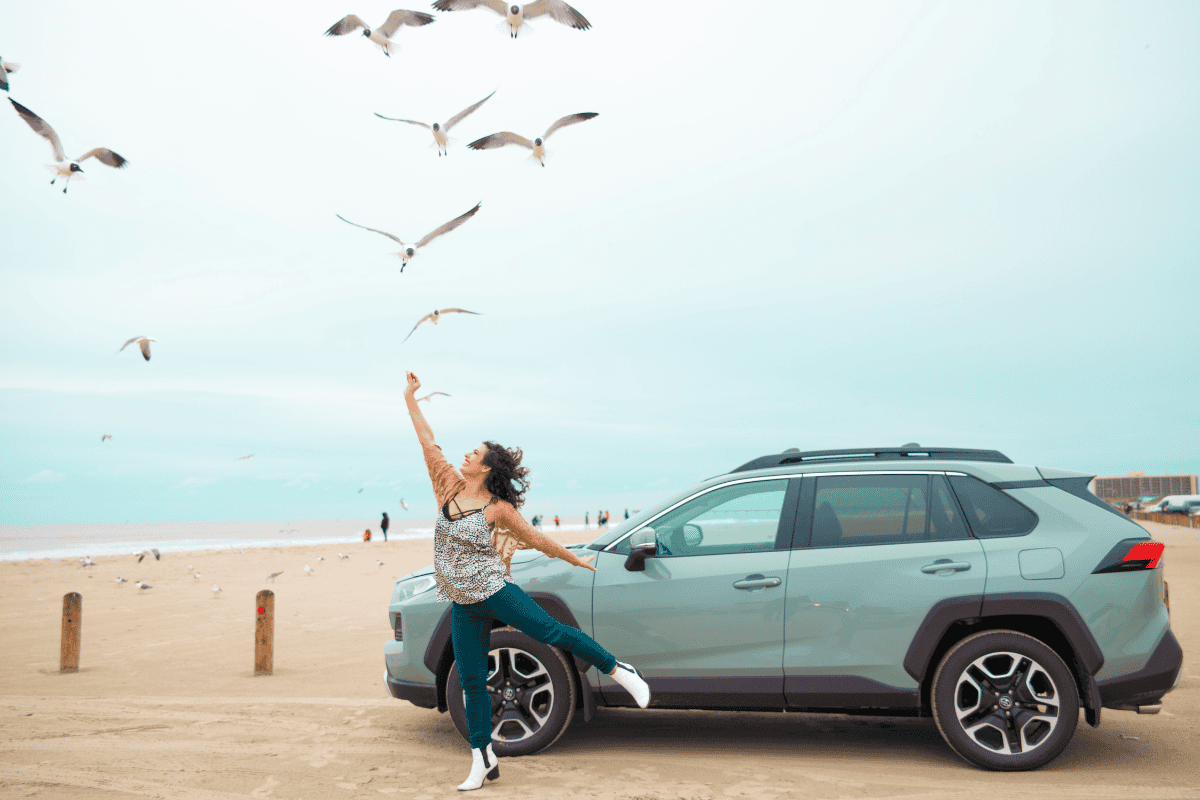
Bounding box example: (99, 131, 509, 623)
(404, 371, 435, 447)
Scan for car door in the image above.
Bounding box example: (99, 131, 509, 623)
(592, 477, 799, 708)
(783, 472, 987, 710)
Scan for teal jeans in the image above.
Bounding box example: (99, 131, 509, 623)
(451, 582, 617, 749)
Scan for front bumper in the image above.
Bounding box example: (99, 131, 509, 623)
(1098, 628, 1183, 709)
(383, 669, 439, 708)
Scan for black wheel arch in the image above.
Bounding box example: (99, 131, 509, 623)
(904, 593, 1105, 727)
(422, 591, 597, 722)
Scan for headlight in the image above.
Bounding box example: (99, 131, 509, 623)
(394, 574, 437, 602)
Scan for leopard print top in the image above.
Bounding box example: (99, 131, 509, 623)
(433, 498, 515, 604)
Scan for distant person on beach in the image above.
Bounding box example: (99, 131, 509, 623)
(363, 528, 372, 542)
(585, 511, 589, 528)
(554, 515, 560, 528)
(381, 512, 390, 542)
(624, 508, 629, 520)
(403, 370, 650, 791)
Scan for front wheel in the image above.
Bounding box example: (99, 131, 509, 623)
(931, 630, 1079, 771)
(446, 629, 577, 756)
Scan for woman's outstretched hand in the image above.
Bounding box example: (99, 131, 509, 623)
(576, 554, 597, 572)
(404, 371, 421, 397)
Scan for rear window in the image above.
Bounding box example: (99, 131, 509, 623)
(948, 475, 1038, 538)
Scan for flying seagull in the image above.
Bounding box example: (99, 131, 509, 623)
(136, 548, 160, 563)
(417, 392, 451, 403)
(375, 90, 495, 156)
(324, 9, 435, 57)
(10, 99, 128, 193)
(0, 58, 20, 92)
(101, 434, 112, 442)
(431, 0, 590, 38)
(400, 498, 409, 510)
(237, 454, 254, 460)
(336, 202, 481, 272)
(468, 112, 597, 166)
(358, 488, 364, 493)
(118, 336, 156, 361)
(267, 570, 284, 582)
(403, 308, 481, 343)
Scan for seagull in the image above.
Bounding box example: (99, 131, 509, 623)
(468, 112, 597, 166)
(336, 202, 481, 272)
(417, 392, 451, 403)
(337, 553, 348, 559)
(358, 488, 364, 494)
(136, 581, 151, 590)
(431, 0, 590, 38)
(136, 548, 160, 563)
(304, 564, 314, 576)
(376, 560, 385, 567)
(267, 570, 284, 582)
(212, 585, 222, 597)
(187, 564, 194, 570)
(115, 577, 127, 584)
(118, 336, 156, 361)
(237, 454, 254, 460)
(79, 557, 95, 568)
(324, 9, 435, 57)
(193, 572, 201, 579)
(375, 91, 495, 156)
(101, 434, 112, 442)
(0, 58, 20, 92)
(402, 308, 481, 343)
(10, 99, 128, 194)
(400, 498, 409, 510)
(317, 556, 325, 561)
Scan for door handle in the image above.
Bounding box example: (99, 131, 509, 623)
(732, 574, 782, 590)
(921, 560, 972, 574)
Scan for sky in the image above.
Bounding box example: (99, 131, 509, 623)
(2, 1, 1198, 526)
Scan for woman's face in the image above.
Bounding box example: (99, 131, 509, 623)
(462, 444, 491, 480)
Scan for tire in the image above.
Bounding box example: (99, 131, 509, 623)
(446, 629, 577, 757)
(931, 630, 1079, 771)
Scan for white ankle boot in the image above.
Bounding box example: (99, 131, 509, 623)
(457, 743, 498, 791)
(611, 661, 651, 708)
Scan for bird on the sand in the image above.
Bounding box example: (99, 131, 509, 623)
(193, 572, 201, 580)
(267, 570, 284, 582)
(304, 565, 314, 576)
(187, 564, 194, 570)
(324, 9, 435, 57)
(212, 585, 222, 597)
(417, 392, 451, 403)
(337, 553, 348, 559)
(375, 90, 495, 156)
(468, 112, 597, 166)
(136, 581, 151, 590)
(316, 556, 325, 562)
(118, 336, 156, 361)
(115, 576, 127, 584)
(336, 202, 481, 272)
(137, 548, 160, 563)
(0, 58, 20, 92)
(431, 0, 590, 38)
(402, 308, 481, 343)
(79, 556, 95, 568)
(10, 99, 128, 193)
(376, 560, 385, 567)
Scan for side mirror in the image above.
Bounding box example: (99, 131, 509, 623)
(624, 529, 658, 572)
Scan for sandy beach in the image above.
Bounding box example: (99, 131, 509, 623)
(1, 521, 1196, 799)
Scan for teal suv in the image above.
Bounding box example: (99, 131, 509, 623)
(384, 446, 1182, 771)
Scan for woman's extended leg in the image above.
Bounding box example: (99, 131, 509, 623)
(479, 582, 616, 672)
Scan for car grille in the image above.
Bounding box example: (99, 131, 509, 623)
(394, 613, 402, 641)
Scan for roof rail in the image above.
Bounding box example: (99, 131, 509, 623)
(731, 446, 1013, 473)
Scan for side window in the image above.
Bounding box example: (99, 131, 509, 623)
(812, 474, 968, 547)
(613, 480, 789, 557)
(948, 475, 1038, 538)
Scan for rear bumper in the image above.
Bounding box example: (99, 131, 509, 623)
(1098, 628, 1183, 709)
(383, 669, 438, 709)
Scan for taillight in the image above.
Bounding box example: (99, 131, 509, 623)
(1093, 538, 1165, 574)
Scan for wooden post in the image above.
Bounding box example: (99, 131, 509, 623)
(255, 590, 274, 675)
(60, 592, 82, 672)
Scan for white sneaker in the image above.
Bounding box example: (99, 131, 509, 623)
(611, 661, 651, 708)
(456, 744, 498, 791)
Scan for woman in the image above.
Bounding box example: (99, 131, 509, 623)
(403, 371, 650, 792)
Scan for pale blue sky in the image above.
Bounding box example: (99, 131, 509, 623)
(2, 1, 1197, 525)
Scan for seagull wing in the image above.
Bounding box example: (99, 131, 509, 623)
(402, 312, 436, 343)
(139, 338, 152, 360)
(325, 14, 368, 36)
(119, 336, 144, 352)
(76, 148, 128, 169)
(468, 131, 534, 151)
(432, 0, 508, 17)
(543, 112, 598, 140)
(523, 0, 591, 29)
(416, 202, 481, 248)
(336, 214, 406, 246)
(443, 90, 495, 132)
(10, 99, 65, 162)
(374, 113, 431, 129)
(438, 308, 481, 316)
(378, 9, 436, 37)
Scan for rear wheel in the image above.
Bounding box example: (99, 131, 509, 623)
(446, 629, 577, 756)
(931, 630, 1078, 771)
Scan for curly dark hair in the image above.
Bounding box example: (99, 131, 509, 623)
(481, 441, 531, 509)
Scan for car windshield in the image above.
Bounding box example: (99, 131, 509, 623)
(586, 504, 668, 550)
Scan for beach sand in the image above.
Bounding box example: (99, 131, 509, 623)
(1, 522, 1196, 798)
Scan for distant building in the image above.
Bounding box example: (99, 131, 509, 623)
(1091, 471, 1198, 501)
